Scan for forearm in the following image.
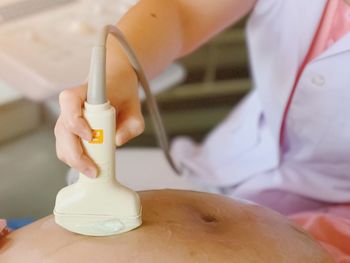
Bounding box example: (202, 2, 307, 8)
(106, 0, 256, 80)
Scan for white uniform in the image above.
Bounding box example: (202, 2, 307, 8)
(172, 0, 350, 202)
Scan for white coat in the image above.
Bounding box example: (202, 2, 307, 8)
(172, 0, 350, 202)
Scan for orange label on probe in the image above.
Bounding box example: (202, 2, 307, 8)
(89, 129, 104, 144)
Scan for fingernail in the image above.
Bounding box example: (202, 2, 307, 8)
(83, 168, 97, 178)
(134, 124, 144, 137)
(82, 131, 92, 141)
(128, 119, 144, 135)
(115, 132, 124, 146)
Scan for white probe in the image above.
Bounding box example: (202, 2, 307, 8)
(54, 25, 181, 236)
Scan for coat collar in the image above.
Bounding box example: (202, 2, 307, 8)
(313, 32, 350, 62)
(304, 0, 350, 63)
(294, 0, 328, 66)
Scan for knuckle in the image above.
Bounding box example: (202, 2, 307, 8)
(58, 90, 73, 104)
(69, 152, 84, 167)
(54, 124, 59, 138)
(56, 148, 65, 162)
(57, 154, 65, 163)
(54, 119, 62, 137)
(65, 118, 80, 132)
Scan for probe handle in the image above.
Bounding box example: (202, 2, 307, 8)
(80, 102, 116, 181)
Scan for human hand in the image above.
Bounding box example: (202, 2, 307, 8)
(54, 67, 144, 178)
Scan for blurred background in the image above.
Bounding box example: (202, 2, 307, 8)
(0, 0, 250, 219)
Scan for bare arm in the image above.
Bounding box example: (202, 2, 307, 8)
(108, 0, 257, 78)
(55, 0, 256, 177)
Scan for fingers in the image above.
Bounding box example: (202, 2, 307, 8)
(115, 103, 145, 146)
(55, 116, 97, 178)
(56, 87, 97, 178)
(55, 68, 144, 177)
(59, 88, 92, 141)
(105, 66, 144, 146)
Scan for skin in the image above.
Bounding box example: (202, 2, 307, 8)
(54, 0, 257, 177)
(0, 190, 334, 263)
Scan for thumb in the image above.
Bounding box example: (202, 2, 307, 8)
(115, 112, 145, 146)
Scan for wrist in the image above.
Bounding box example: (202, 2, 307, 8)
(105, 37, 138, 87)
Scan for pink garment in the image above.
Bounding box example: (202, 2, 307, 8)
(281, 0, 350, 145)
(241, 189, 334, 215)
(291, 205, 350, 263)
(308, 0, 350, 60)
(172, 1, 350, 204)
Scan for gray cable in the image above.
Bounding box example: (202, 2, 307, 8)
(102, 25, 182, 175)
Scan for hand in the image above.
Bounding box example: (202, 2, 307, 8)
(54, 67, 144, 178)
